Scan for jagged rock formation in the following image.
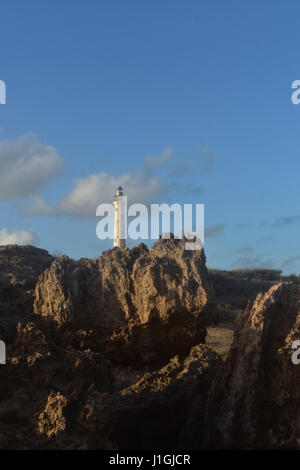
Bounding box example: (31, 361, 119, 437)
(0, 245, 53, 342)
(193, 280, 300, 449)
(208, 268, 283, 323)
(34, 237, 214, 366)
(0, 241, 299, 450)
(0, 239, 219, 449)
(0, 317, 115, 449)
(112, 344, 219, 449)
(0, 316, 218, 450)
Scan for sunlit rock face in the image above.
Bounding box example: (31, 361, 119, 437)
(0, 236, 217, 450)
(33, 236, 214, 366)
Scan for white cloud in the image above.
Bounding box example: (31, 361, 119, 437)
(22, 147, 173, 218)
(0, 228, 39, 246)
(0, 133, 62, 201)
(21, 145, 218, 219)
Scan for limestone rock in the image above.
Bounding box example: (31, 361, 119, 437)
(113, 344, 219, 449)
(0, 245, 53, 342)
(33, 237, 214, 365)
(203, 280, 300, 449)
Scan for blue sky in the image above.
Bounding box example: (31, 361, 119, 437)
(0, 0, 300, 273)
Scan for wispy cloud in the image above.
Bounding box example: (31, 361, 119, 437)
(0, 228, 38, 246)
(234, 214, 300, 231)
(256, 235, 273, 244)
(168, 181, 203, 195)
(234, 222, 251, 229)
(168, 146, 216, 178)
(22, 148, 173, 218)
(22, 145, 216, 218)
(0, 134, 62, 202)
(272, 215, 300, 227)
(232, 254, 274, 269)
(205, 223, 225, 238)
(236, 245, 255, 255)
(281, 255, 300, 269)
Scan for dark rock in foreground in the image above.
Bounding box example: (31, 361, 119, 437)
(201, 280, 300, 449)
(0, 317, 218, 450)
(208, 268, 283, 323)
(0, 241, 300, 449)
(0, 245, 53, 342)
(0, 238, 218, 449)
(113, 344, 219, 449)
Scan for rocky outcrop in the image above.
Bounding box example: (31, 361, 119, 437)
(0, 314, 219, 450)
(112, 344, 219, 449)
(0, 239, 219, 449)
(199, 280, 300, 449)
(3, 241, 300, 450)
(0, 245, 53, 342)
(0, 317, 115, 449)
(33, 237, 214, 366)
(207, 268, 283, 323)
(33, 255, 104, 327)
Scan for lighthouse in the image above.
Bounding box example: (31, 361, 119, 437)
(113, 186, 126, 248)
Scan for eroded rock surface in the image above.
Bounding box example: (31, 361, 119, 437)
(201, 280, 300, 449)
(34, 237, 214, 366)
(113, 344, 219, 449)
(0, 239, 218, 449)
(0, 245, 53, 342)
(1, 241, 299, 450)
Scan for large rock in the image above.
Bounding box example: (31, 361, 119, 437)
(1, 316, 219, 449)
(112, 344, 219, 449)
(201, 280, 300, 449)
(0, 245, 53, 342)
(0, 239, 219, 449)
(0, 317, 115, 449)
(34, 237, 214, 365)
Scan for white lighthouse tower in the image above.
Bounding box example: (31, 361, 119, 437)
(113, 186, 126, 248)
